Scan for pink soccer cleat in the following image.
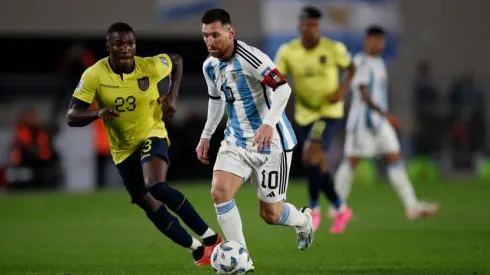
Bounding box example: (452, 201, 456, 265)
(329, 206, 353, 234)
(312, 209, 321, 232)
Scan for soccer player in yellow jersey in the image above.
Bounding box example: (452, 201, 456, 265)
(66, 22, 221, 265)
(274, 6, 355, 233)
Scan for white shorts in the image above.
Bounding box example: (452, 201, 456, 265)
(213, 140, 292, 203)
(344, 122, 400, 158)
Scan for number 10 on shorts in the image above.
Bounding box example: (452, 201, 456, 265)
(261, 170, 279, 190)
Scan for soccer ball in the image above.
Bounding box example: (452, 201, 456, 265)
(211, 240, 252, 274)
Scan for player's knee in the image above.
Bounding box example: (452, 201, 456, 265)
(144, 176, 159, 189)
(349, 157, 361, 169)
(303, 144, 324, 166)
(211, 172, 239, 204)
(385, 152, 402, 164)
(211, 182, 231, 204)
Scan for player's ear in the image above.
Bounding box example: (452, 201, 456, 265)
(106, 42, 109, 52)
(229, 26, 235, 39)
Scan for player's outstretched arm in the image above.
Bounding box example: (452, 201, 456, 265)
(66, 101, 119, 127)
(159, 53, 183, 117)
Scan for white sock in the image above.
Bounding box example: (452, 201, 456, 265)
(335, 160, 354, 201)
(387, 160, 418, 209)
(188, 237, 202, 252)
(215, 199, 247, 247)
(200, 228, 216, 239)
(276, 203, 308, 228)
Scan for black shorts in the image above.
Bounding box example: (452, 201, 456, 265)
(115, 137, 170, 202)
(300, 118, 343, 150)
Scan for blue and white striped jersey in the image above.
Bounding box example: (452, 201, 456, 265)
(346, 52, 388, 132)
(203, 39, 297, 153)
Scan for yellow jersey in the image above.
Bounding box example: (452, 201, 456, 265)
(72, 54, 173, 164)
(274, 37, 351, 126)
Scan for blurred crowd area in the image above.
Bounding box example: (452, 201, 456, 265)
(0, 35, 488, 191)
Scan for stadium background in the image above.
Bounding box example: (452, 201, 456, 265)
(1, 0, 489, 190)
(0, 1, 489, 274)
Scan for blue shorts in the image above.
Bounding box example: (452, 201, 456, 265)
(300, 118, 343, 150)
(116, 137, 170, 202)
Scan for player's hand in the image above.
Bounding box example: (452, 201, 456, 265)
(196, 138, 211, 165)
(253, 124, 274, 152)
(384, 113, 400, 129)
(158, 94, 177, 118)
(327, 91, 342, 103)
(97, 108, 119, 122)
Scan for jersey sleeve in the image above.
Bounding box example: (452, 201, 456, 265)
(202, 60, 220, 99)
(152, 53, 173, 81)
(273, 44, 289, 76)
(352, 57, 371, 87)
(72, 67, 97, 108)
(241, 45, 287, 90)
(335, 42, 352, 68)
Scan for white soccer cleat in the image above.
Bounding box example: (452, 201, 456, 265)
(406, 201, 440, 220)
(296, 207, 314, 250)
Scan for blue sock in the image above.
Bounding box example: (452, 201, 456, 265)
(319, 172, 343, 210)
(276, 203, 291, 225)
(306, 166, 321, 209)
(146, 205, 193, 248)
(149, 182, 211, 237)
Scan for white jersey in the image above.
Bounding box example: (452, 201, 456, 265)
(346, 52, 388, 132)
(202, 39, 297, 153)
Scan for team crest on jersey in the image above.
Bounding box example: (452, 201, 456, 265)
(137, 77, 150, 91)
(230, 71, 238, 82)
(319, 55, 327, 64)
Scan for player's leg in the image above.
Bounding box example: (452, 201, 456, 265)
(299, 123, 321, 228)
(304, 119, 351, 233)
(140, 137, 221, 264)
(116, 152, 204, 263)
(212, 141, 247, 248)
(380, 124, 439, 219)
(334, 129, 367, 202)
(255, 151, 314, 250)
(334, 156, 361, 202)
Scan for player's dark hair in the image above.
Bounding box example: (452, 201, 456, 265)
(300, 6, 322, 20)
(201, 8, 232, 25)
(366, 25, 385, 36)
(106, 22, 134, 36)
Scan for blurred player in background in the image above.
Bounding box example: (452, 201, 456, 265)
(335, 26, 439, 220)
(196, 9, 314, 269)
(274, 6, 356, 233)
(66, 22, 221, 265)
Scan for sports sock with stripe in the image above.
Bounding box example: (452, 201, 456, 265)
(215, 199, 247, 247)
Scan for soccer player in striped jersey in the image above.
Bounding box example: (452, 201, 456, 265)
(195, 9, 314, 268)
(335, 26, 439, 219)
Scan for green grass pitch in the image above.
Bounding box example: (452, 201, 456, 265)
(0, 179, 489, 275)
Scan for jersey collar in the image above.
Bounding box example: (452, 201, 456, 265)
(108, 57, 136, 79)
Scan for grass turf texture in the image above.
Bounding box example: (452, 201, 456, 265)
(0, 179, 489, 275)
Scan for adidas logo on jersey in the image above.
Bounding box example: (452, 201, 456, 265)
(266, 191, 276, 198)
